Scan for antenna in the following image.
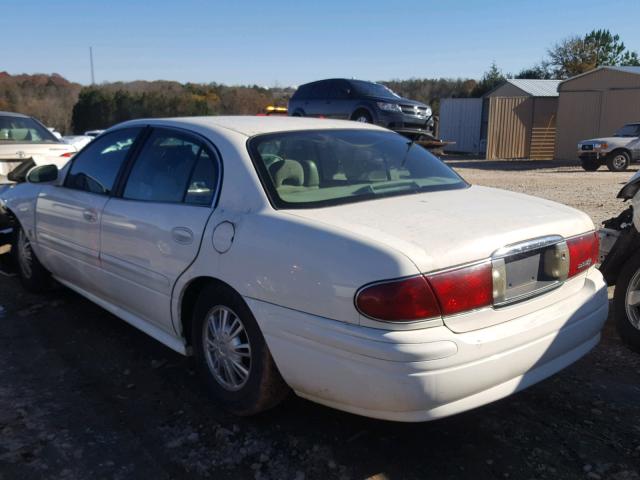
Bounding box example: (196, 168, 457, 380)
(89, 46, 95, 84)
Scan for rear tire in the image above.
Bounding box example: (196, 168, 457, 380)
(13, 224, 50, 292)
(191, 283, 289, 415)
(613, 251, 640, 353)
(580, 158, 600, 171)
(606, 150, 630, 172)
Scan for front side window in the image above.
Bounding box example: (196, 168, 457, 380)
(351, 80, 400, 100)
(248, 129, 467, 209)
(65, 127, 141, 195)
(0, 115, 58, 143)
(123, 129, 217, 204)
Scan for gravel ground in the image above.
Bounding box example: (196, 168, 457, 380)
(448, 158, 635, 228)
(1, 159, 639, 480)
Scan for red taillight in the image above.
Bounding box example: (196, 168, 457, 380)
(356, 276, 441, 322)
(427, 262, 493, 316)
(567, 232, 599, 277)
(60, 152, 74, 158)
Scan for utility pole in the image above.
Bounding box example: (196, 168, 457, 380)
(89, 46, 95, 84)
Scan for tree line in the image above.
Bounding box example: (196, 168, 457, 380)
(1, 29, 636, 134)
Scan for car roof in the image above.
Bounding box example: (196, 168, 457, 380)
(0, 111, 30, 118)
(116, 115, 388, 138)
(299, 78, 376, 86)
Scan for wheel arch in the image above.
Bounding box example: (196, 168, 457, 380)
(350, 106, 375, 122)
(611, 147, 632, 156)
(178, 275, 241, 351)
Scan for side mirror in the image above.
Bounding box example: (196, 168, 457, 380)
(27, 164, 59, 183)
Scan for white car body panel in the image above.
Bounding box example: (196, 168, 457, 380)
(62, 135, 93, 151)
(0, 116, 609, 421)
(100, 198, 215, 334)
(287, 186, 594, 273)
(0, 142, 74, 177)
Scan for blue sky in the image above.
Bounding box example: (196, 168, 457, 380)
(2, 0, 639, 86)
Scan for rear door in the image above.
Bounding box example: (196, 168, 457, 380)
(325, 80, 353, 119)
(99, 127, 220, 334)
(35, 127, 143, 294)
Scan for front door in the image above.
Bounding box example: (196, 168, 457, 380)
(99, 127, 220, 333)
(35, 127, 143, 294)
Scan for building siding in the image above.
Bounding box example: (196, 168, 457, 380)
(439, 98, 483, 153)
(486, 97, 533, 160)
(556, 68, 640, 160)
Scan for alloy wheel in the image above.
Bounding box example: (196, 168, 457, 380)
(624, 268, 640, 330)
(612, 154, 628, 170)
(17, 228, 33, 279)
(202, 305, 252, 391)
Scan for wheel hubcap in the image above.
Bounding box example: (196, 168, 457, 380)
(202, 306, 252, 391)
(613, 155, 627, 169)
(625, 269, 640, 330)
(17, 229, 33, 279)
(355, 116, 369, 123)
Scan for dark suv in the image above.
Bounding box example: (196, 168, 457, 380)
(288, 79, 434, 134)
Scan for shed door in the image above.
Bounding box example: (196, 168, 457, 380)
(486, 97, 533, 160)
(555, 91, 601, 160)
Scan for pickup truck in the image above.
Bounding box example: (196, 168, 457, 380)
(578, 122, 640, 172)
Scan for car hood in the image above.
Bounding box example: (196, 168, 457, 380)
(285, 185, 594, 272)
(580, 136, 636, 146)
(365, 96, 429, 108)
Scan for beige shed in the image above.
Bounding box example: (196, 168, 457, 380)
(556, 66, 640, 160)
(484, 79, 561, 160)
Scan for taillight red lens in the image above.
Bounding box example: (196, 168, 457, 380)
(356, 276, 441, 322)
(60, 152, 74, 158)
(567, 232, 598, 277)
(427, 262, 493, 316)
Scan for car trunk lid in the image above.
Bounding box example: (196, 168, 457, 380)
(0, 143, 75, 180)
(286, 185, 595, 331)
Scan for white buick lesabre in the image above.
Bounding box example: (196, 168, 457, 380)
(0, 116, 608, 421)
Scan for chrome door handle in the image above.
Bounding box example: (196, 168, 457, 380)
(172, 227, 194, 245)
(82, 209, 97, 222)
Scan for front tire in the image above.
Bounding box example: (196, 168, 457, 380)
(613, 251, 640, 353)
(351, 110, 372, 123)
(13, 225, 50, 292)
(191, 284, 289, 415)
(580, 158, 600, 171)
(606, 150, 630, 172)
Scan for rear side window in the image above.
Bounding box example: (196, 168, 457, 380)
(326, 80, 350, 100)
(185, 149, 218, 205)
(293, 84, 310, 100)
(123, 129, 218, 205)
(65, 127, 141, 195)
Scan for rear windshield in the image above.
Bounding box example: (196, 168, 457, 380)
(0, 115, 58, 143)
(248, 129, 467, 209)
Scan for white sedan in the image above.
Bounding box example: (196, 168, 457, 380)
(0, 116, 608, 421)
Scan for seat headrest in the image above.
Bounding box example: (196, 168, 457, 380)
(269, 159, 304, 187)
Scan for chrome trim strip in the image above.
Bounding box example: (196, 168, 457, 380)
(492, 235, 564, 259)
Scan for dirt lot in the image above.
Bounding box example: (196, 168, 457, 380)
(1, 159, 639, 480)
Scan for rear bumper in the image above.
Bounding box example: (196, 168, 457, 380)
(247, 268, 608, 422)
